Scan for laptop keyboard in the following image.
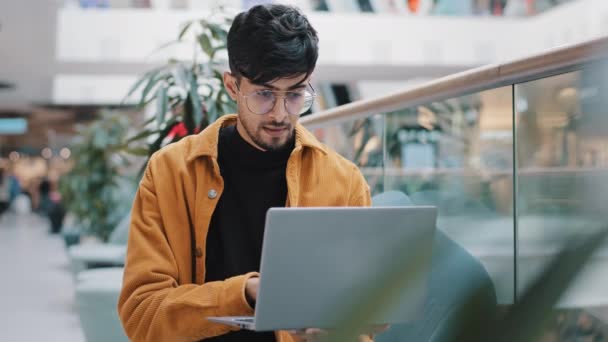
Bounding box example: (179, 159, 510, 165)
(235, 318, 255, 323)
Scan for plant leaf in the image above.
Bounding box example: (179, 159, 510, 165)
(479, 228, 608, 342)
(139, 69, 165, 107)
(122, 68, 160, 105)
(210, 44, 227, 59)
(208, 23, 228, 41)
(207, 98, 218, 123)
(126, 128, 161, 145)
(142, 115, 156, 127)
(171, 63, 189, 89)
(178, 21, 193, 40)
(124, 147, 150, 156)
(189, 73, 203, 129)
(156, 86, 168, 127)
(322, 232, 433, 342)
(212, 69, 224, 81)
(198, 33, 214, 57)
(144, 40, 182, 60)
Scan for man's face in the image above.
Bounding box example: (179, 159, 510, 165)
(224, 73, 310, 151)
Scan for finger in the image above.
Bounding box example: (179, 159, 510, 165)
(304, 328, 327, 335)
(287, 329, 306, 336)
(370, 324, 390, 334)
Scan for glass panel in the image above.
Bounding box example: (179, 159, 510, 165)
(310, 114, 385, 195)
(515, 65, 608, 338)
(384, 86, 515, 304)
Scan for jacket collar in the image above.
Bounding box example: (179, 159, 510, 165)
(186, 114, 328, 162)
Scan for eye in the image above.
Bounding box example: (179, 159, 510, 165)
(286, 92, 304, 100)
(255, 90, 274, 99)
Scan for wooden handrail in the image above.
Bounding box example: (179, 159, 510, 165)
(301, 36, 608, 129)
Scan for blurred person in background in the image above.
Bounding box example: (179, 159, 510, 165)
(37, 177, 52, 215)
(37, 176, 66, 233)
(0, 168, 10, 217)
(118, 4, 377, 342)
(8, 169, 21, 207)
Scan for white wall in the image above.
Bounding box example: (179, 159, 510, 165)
(47, 0, 608, 103)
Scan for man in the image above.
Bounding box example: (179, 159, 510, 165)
(118, 4, 373, 341)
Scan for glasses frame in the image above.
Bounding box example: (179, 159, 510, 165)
(234, 81, 317, 116)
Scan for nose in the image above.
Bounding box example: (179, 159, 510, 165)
(267, 96, 289, 122)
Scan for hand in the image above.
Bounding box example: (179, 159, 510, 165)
(289, 325, 390, 341)
(245, 276, 259, 307)
(368, 324, 390, 336)
(289, 328, 328, 342)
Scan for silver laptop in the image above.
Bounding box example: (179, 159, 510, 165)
(208, 206, 437, 331)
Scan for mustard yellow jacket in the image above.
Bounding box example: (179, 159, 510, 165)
(118, 115, 372, 342)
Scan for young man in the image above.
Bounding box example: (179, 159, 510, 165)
(118, 4, 373, 341)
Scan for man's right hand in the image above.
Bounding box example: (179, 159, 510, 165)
(245, 276, 260, 307)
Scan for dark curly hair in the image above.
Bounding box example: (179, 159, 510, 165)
(227, 4, 319, 84)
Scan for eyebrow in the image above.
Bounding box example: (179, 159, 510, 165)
(255, 82, 307, 91)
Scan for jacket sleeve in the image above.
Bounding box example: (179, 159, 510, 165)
(118, 158, 257, 342)
(348, 164, 372, 207)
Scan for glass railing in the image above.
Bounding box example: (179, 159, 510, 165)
(301, 36, 608, 332)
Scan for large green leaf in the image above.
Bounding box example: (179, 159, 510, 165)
(460, 227, 608, 342)
(321, 234, 433, 342)
(317, 226, 608, 342)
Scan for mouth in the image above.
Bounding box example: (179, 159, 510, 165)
(262, 126, 289, 138)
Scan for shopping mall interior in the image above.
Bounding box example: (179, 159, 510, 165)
(1, 0, 608, 341)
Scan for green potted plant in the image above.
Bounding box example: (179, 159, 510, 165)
(122, 9, 236, 172)
(60, 112, 133, 244)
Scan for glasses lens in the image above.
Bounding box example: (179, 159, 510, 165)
(285, 91, 315, 115)
(248, 90, 276, 115)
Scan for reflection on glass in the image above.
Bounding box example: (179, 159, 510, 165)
(384, 86, 515, 304)
(311, 114, 385, 195)
(516, 66, 608, 338)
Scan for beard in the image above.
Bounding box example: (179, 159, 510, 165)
(239, 116, 295, 152)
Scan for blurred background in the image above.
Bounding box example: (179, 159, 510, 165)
(2, 0, 608, 341)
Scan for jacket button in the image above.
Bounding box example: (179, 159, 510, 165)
(207, 189, 218, 199)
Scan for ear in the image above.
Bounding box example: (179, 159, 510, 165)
(223, 72, 238, 101)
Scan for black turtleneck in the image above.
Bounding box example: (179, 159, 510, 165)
(204, 124, 294, 342)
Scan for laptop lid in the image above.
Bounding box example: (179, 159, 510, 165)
(253, 206, 437, 331)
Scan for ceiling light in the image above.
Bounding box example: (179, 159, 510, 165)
(41, 148, 53, 159)
(60, 148, 71, 159)
(9, 151, 19, 162)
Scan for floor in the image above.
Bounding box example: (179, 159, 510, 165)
(0, 212, 85, 341)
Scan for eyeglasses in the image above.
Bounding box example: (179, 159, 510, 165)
(235, 82, 316, 116)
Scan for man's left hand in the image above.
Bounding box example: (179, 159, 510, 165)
(288, 325, 389, 341)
